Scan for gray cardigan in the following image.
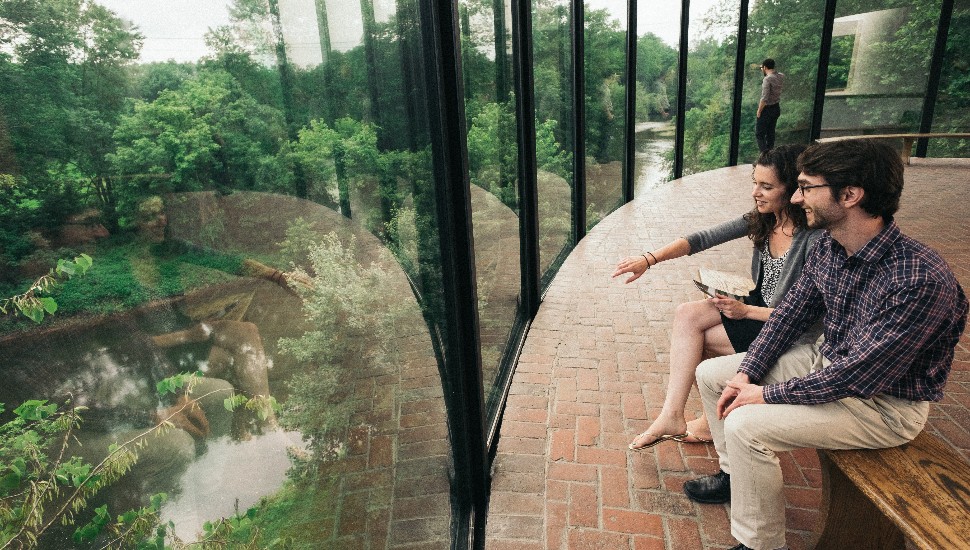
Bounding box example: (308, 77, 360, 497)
(684, 216, 822, 308)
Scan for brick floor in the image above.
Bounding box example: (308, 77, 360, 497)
(485, 158, 970, 549)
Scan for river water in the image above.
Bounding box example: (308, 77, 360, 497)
(635, 121, 675, 195)
(0, 280, 305, 547)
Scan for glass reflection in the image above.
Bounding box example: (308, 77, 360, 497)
(682, 0, 740, 175)
(633, 1, 679, 194)
(458, 0, 521, 418)
(584, 1, 627, 230)
(928, 0, 970, 158)
(533, 0, 574, 281)
(739, 0, 826, 161)
(0, 0, 451, 547)
(821, 0, 942, 138)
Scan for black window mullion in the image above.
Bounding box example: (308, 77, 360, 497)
(417, 0, 488, 547)
(674, 0, 690, 179)
(512, 0, 540, 321)
(810, 0, 838, 141)
(572, 0, 586, 239)
(916, 0, 954, 158)
(729, 0, 750, 166)
(622, 0, 637, 203)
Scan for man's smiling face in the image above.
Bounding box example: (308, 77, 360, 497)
(792, 173, 844, 231)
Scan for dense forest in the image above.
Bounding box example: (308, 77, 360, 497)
(0, 0, 675, 291)
(3, 0, 964, 286)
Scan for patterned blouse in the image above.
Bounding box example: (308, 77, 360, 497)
(760, 239, 789, 305)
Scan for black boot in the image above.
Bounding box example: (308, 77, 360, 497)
(683, 470, 730, 504)
(727, 544, 753, 550)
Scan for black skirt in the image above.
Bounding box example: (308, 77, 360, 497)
(721, 289, 767, 353)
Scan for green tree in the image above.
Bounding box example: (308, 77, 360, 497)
(532, 0, 572, 149)
(0, 0, 142, 243)
(584, 7, 627, 163)
(129, 61, 198, 101)
(466, 101, 519, 209)
(930, 1, 970, 157)
(276, 231, 405, 466)
(535, 119, 572, 179)
(636, 32, 677, 120)
(288, 117, 388, 228)
(0, 174, 41, 273)
(682, 37, 735, 174)
(108, 71, 290, 226)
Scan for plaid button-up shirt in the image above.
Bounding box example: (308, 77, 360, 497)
(739, 221, 968, 405)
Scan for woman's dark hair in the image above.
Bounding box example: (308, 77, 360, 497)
(745, 143, 809, 249)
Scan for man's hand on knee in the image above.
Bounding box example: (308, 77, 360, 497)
(716, 372, 763, 419)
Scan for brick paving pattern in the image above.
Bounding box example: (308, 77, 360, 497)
(486, 158, 970, 550)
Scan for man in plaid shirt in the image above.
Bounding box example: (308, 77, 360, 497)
(682, 139, 968, 550)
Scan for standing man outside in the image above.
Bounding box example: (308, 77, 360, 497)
(756, 58, 784, 152)
(682, 139, 968, 550)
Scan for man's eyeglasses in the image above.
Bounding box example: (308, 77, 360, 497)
(797, 183, 831, 194)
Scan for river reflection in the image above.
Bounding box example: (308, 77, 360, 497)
(0, 277, 304, 547)
(161, 430, 304, 541)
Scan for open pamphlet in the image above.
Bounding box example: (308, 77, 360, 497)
(692, 268, 755, 303)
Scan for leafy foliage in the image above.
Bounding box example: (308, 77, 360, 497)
(33, 242, 242, 319)
(0, 253, 92, 323)
(107, 71, 290, 226)
(0, 397, 140, 549)
(288, 117, 381, 212)
(0, 0, 142, 255)
(0, 371, 284, 549)
(583, 7, 628, 164)
(466, 100, 518, 208)
(155, 371, 203, 397)
(277, 230, 405, 466)
(535, 119, 573, 179)
(636, 33, 677, 119)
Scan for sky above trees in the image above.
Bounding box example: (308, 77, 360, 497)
(94, 0, 230, 62)
(586, 0, 722, 45)
(93, 0, 724, 65)
(95, 0, 410, 63)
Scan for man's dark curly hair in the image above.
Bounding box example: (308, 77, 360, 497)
(797, 139, 903, 220)
(745, 143, 809, 250)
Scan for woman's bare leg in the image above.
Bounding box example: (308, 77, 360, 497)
(679, 323, 734, 442)
(630, 300, 735, 449)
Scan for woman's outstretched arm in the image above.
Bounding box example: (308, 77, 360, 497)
(612, 238, 692, 283)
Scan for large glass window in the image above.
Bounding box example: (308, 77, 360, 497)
(682, 0, 740, 174)
(0, 0, 452, 547)
(533, 0, 574, 282)
(821, 0, 942, 138)
(4, 1, 967, 548)
(584, 1, 627, 230)
(457, 0, 521, 420)
(633, 0, 680, 193)
(739, 0, 827, 161)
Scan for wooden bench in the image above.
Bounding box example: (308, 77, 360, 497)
(817, 133, 970, 165)
(816, 431, 970, 549)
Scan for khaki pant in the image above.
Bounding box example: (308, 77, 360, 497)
(696, 344, 928, 550)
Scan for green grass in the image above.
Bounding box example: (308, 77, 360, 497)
(49, 240, 247, 316)
(226, 477, 341, 548)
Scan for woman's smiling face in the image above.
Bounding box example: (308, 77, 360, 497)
(751, 164, 788, 216)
